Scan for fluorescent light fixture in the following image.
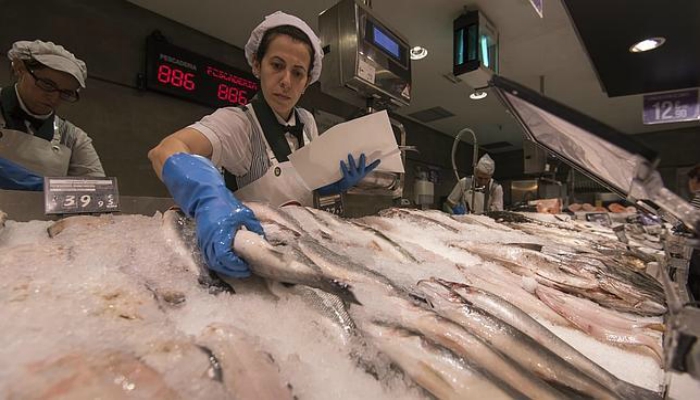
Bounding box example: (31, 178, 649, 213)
(410, 46, 428, 60)
(480, 36, 489, 67)
(629, 37, 666, 53)
(470, 91, 487, 100)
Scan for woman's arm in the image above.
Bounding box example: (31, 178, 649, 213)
(148, 127, 213, 180)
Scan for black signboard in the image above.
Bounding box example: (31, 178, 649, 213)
(145, 36, 259, 108)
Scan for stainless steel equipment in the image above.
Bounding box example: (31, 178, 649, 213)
(318, 0, 412, 109)
(318, 0, 413, 211)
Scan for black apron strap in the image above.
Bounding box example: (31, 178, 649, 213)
(223, 98, 305, 192)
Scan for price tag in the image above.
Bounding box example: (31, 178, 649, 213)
(643, 89, 700, 125)
(314, 192, 344, 216)
(585, 212, 612, 227)
(44, 177, 120, 215)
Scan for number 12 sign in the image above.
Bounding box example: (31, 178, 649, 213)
(643, 89, 700, 125)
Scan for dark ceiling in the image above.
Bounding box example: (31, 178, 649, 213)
(563, 0, 700, 97)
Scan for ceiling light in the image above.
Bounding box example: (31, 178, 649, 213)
(410, 46, 428, 60)
(629, 37, 666, 53)
(470, 91, 487, 100)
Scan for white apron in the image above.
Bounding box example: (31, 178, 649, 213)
(0, 114, 71, 177)
(464, 189, 487, 214)
(233, 107, 313, 208)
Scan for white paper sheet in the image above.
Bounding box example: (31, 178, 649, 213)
(289, 110, 404, 190)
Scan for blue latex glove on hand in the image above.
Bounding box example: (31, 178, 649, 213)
(162, 153, 264, 278)
(452, 204, 467, 215)
(318, 153, 381, 195)
(0, 157, 43, 191)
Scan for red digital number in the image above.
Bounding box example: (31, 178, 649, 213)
(217, 84, 248, 106)
(157, 64, 195, 92)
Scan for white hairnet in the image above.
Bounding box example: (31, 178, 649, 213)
(8, 40, 87, 88)
(244, 11, 323, 84)
(475, 154, 495, 175)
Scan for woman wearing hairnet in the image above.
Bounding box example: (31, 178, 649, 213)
(446, 154, 503, 214)
(0, 40, 105, 190)
(148, 12, 379, 278)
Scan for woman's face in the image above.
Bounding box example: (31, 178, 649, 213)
(253, 34, 312, 120)
(14, 61, 80, 115)
(689, 176, 700, 194)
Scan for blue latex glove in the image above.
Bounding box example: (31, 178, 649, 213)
(0, 157, 43, 191)
(162, 153, 264, 278)
(452, 204, 466, 215)
(318, 153, 381, 195)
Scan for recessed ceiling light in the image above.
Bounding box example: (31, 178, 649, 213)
(629, 37, 666, 53)
(470, 91, 487, 100)
(410, 46, 428, 60)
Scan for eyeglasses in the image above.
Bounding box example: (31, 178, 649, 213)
(27, 69, 80, 103)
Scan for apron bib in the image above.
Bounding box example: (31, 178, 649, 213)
(463, 179, 492, 214)
(233, 104, 313, 207)
(0, 119, 71, 177)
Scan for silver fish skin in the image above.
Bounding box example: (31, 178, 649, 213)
(197, 323, 295, 400)
(296, 236, 400, 293)
(438, 278, 661, 400)
(303, 207, 419, 263)
(233, 230, 360, 305)
(350, 285, 567, 400)
(244, 201, 303, 237)
(361, 322, 517, 400)
(416, 279, 620, 400)
(348, 220, 419, 263)
(278, 206, 337, 241)
(455, 264, 572, 326)
(378, 208, 460, 233)
(536, 285, 664, 364)
(452, 242, 599, 290)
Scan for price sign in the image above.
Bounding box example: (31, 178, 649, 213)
(44, 177, 120, 215)
(585, 212, 612, 227)
(145, 36, 259, 108)
(643, 89, 700, 125)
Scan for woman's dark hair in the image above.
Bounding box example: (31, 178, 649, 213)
(256, 25, 315, 76)
(688, 165, 700, 180)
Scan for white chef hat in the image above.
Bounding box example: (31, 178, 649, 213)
(476, 154, 496, 175)
(244, 11, 323, 84)
(8, 40, 87, 88)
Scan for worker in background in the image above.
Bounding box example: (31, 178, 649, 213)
(446, 153, 503, 214)
(0, 40, 104, 190)
(148, 11, 379, 279)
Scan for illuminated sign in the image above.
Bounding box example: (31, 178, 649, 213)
(145, 37, 259, 108)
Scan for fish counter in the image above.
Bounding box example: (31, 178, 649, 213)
(0, 203, 676, 399)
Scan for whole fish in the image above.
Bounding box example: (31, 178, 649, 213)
(437, 278, 662, 400)
(379, 208, 460, 233)
(416, 279, 620, 399)
(455, 264, 571, 326)
(245, 202, 303, 237)
(304, 207, 418, 263)
(197, 323, 295, 400)
(233, 230, 360, 305)
(536, 285, 664, 363)
(451, 242, 599, 291)
(350, 285, 567, 400)
(361, 322, 517, 400)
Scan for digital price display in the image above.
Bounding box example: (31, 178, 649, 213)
(44, 177, 120, 215)
(145, 37, 259, 108)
